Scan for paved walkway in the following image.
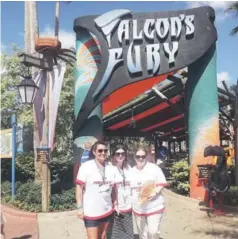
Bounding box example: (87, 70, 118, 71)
(3, 213, 38, 239)
(3, 189, 238, 239)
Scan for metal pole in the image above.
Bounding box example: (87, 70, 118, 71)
(11, 114, 16, 200)
(235, 79, 238, 186)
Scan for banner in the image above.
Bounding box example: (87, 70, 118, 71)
(48, 63, 66, 150)
(33, 64, 66, 150)
(33, 70, 46, 141)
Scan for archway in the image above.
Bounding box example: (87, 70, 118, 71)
(73, 6, 220, 201)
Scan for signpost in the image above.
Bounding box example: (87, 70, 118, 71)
(11, 114, 16, 199)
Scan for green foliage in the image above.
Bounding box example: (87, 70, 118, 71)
(50, 154, 74, 185)
(15, 152, 35, 180)
(1, 49, 33, 129)
(170, 159, 190, 195)
(1, 180, 76, 212)
(226, 1, 238, 36)
(50, 188, 76, 211)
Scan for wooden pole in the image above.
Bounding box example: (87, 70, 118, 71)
(41, 71, 50, 212)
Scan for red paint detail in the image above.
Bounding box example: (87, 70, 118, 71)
(75, 179, 85, 185)
(173, 127, 185, 132)
(83, 208, 114, 220)
(156, 183, 168, 187)
(141, 114, 183, 132)
(103, 73, 175, 115)
(177, 134, 186, 139)
(119, 208, 132, 213)
(108, 95, 181, 130)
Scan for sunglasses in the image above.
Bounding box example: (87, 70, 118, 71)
(115, 152, 125, 157)
(97, 149, 108, 153)
(135, 155, 146, 160)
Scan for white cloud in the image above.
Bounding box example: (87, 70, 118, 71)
(217, 72, 230, 87)
(186, 1, 231, 21)
(1, 43, 6, 53)
(40, 26, 75, 49)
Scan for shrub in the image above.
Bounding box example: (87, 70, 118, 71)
(1, 152, 35, 182)
(1, 180, 76, 212)
(170, 159, 190, 196)
(50, 188, 76, 211)
(15, 152, 35, 181)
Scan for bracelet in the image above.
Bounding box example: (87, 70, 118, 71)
(76, 204, 83, 209)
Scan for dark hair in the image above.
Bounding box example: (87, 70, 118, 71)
(92, 141, 107, 151)
(111, 144, 129, 169)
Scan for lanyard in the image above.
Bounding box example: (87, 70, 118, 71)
(117, 166, 126, 187)
(95, 160, 106, 185)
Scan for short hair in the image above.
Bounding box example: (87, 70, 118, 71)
(92, 140, 107, 152)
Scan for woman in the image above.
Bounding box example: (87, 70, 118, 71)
(107, 144, 133, 239)
(75, 141, 116, 239)
(130, 147, 168, 239)
(147, 145, 156, 164)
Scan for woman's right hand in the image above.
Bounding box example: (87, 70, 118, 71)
(77, 208, 84, 219)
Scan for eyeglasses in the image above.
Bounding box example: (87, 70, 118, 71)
(135, 155, 146, 160)
(97, 149, 108, 153)
(115, 152, 125, 157)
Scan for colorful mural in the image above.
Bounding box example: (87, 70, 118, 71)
(73, 29, 102, 182)
(186, 45, 220, 200)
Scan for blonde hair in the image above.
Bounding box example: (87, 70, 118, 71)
(135, 147, 148, 155)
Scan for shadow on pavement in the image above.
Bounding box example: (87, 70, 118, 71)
(192, 229, 238, 239)
(11, 235, 32, 239)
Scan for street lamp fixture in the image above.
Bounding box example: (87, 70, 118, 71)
(17, 63, 39, 104)
(17, 77, 39, 104)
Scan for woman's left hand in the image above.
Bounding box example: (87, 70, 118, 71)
(147, 191, 157, 201)
(147, 186, 163, 201)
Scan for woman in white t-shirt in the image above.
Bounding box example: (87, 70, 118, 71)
(130, 147, 168, 239)
(107, 144, 133, 239)
(75, 141, 116, 239)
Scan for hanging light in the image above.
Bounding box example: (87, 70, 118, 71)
(129, 108, 136, 128)
(17, 63, 39, 104)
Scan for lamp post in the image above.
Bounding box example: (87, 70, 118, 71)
(16, 63, 51, 212)
(17, 77, 39, 104)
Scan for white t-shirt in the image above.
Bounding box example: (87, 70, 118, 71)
(114, 166, 132, 213)
(76, 160, 117, 220)
(130, 162, 168, 216)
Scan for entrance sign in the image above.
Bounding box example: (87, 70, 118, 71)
(73, 6, 220, 201)
(74, 6, 217, 132)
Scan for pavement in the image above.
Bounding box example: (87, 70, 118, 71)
(2, 189, 238, 239)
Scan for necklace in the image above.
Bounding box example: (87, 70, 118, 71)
(95, 159, 106, 186)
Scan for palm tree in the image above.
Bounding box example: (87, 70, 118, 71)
(55, 1, 60, 40)
(226, 1, 238, 36)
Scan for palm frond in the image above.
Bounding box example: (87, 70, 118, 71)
(225, 1, 238, 18)
(230, 26, 238, 36)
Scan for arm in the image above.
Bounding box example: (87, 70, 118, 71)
(76, 184, 84, 219)
(112, 184, 119, 214)
(75, 164, 87, 219)
(148, 166, 168, 200)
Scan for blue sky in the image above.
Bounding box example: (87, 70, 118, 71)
(1, 1, 237, 86)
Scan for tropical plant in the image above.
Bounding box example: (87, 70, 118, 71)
(226, 1, 238, 36)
